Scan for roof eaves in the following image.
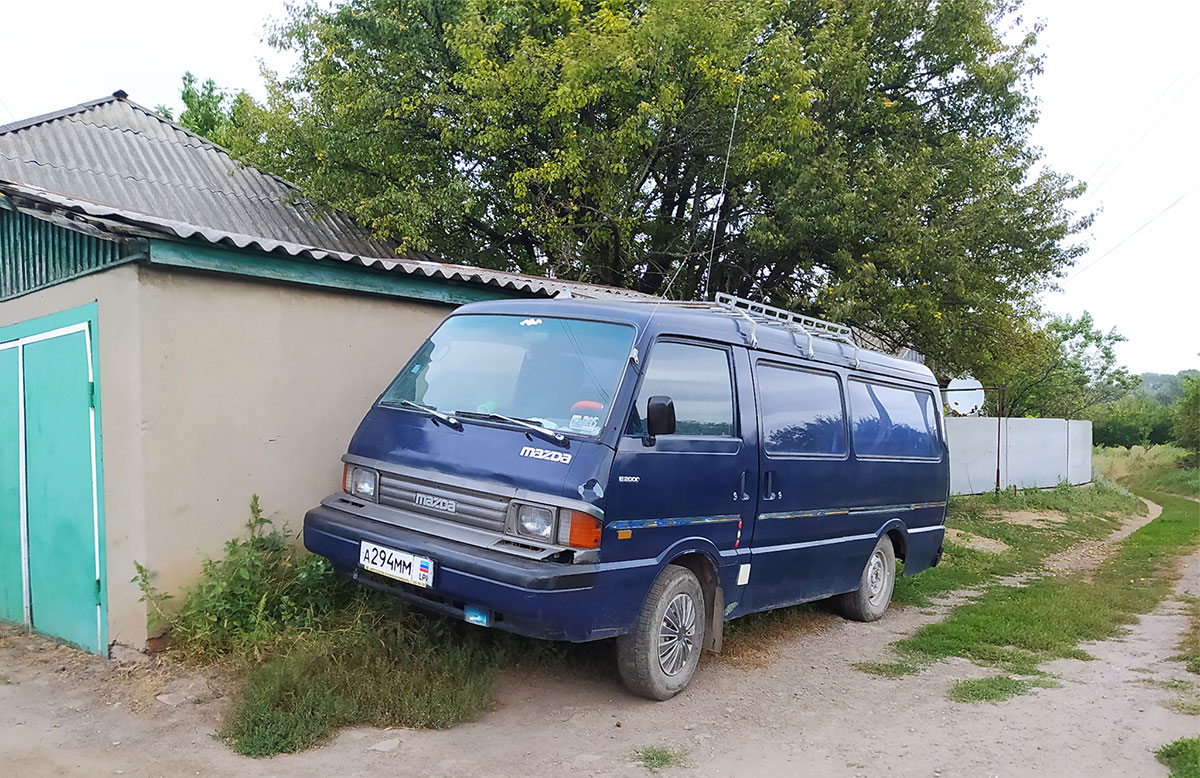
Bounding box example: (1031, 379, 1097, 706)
(0, 179, 653, 300)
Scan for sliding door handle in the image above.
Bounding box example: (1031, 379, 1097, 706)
(734, 470, 751, 502)
(763, 470, 780, 501)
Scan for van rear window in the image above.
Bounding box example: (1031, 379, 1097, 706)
(848, 381, 941, 459)
(757, 364, 846, 457)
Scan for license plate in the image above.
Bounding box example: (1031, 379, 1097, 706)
(358, 540, 434, 588)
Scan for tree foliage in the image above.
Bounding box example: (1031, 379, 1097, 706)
(990, 311, 1134, 419)
(1090, 392, 1173, 449)
(1173, 373, 1200, 456)
(156, 72, 256, 150)
(207, 0, 1089, 379)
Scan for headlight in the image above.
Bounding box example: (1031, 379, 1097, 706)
(343, 464, 379, 501)
(516, 504, 555, 541)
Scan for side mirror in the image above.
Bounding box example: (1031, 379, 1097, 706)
(645, 395, 676, 444)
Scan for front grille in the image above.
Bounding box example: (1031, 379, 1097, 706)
(377, 471, 509, 532)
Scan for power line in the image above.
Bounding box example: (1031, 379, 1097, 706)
(1081, 68, 1187, 183)
(1068, 189, 1193, 280)
(1082, 70, 1198, 204)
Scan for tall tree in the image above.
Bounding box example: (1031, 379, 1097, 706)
(220, 0, 1089, 378)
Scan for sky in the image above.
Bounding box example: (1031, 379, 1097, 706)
(0, 0, 1195, 375)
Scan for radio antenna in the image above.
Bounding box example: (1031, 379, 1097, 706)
(637, 49, 751, 350)
(702, 64, 747, 301)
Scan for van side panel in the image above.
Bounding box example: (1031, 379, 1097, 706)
(742, 359, 861, 611)
(739, 359, 948, 618)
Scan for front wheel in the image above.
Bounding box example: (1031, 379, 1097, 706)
(617, 565, 706, 700)
(835, 535, 896, 622)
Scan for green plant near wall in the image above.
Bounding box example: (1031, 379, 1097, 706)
(134, 495, 358, 657)
(130, 561, 174, 635)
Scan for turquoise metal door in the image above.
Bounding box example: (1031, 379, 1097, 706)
(24, 329, 101, 652)
(0, 310, 105, 654)
(0, 346, 22, 623)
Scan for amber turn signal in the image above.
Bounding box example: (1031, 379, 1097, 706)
(564, 510, 602, 549)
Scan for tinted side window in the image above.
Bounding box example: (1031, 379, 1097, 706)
(758, 364, 846, 456)
(848, 381, 940, 458)
(628, 342, 734, 436)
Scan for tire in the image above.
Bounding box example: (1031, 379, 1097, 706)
(835, 535, 896, 622)
(617, 565, 706, 700)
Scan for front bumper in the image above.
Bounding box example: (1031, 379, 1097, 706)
(303, 503, 647, 642)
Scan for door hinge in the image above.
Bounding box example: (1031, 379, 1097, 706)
(94, 578, 102, 605)
(88, 381, 96, 408)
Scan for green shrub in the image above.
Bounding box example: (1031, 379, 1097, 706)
(142, 495, 606, 756)
(168, 496, 357, 658)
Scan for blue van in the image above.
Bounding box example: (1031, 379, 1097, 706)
(304, 294, 948, 699)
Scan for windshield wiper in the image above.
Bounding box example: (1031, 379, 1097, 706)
(386, 399, 463, 431)
(455, 411, 568, 448)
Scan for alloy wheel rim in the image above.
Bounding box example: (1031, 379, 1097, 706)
(658, 592, 697, 676)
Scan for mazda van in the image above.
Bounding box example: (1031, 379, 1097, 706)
(303, 294, 948, 699)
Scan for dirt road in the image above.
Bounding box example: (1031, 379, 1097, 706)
(2, 521, 1196, 778)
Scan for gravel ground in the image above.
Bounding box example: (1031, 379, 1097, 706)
(1, 503, 1196, 778)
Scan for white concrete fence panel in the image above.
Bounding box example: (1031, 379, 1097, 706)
(945, 417, 1092, 495)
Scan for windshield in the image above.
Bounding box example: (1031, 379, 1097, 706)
(379, 314, 635, 436)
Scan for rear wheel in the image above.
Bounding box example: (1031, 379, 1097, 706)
(617, 565, 706, 700)
(835, 535, 896, 622)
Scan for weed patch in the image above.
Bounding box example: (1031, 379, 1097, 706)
(853, 660, 921, 678)
(632, 745, 690, 771)
(947, 674, 1055, 703)
(1157, 736, 1200, 778)
(220, 601, 500, 756)
(161, 496, 359, 660)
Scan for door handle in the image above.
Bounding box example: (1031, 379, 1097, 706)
(734, 470, 751, 502)
(763, 470, 780, 501)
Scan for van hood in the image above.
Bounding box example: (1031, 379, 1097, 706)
(347, 405, 614, 510)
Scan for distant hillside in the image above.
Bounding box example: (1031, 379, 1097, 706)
(1135, 371, 1198, 404)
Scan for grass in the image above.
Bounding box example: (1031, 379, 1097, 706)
(895, 488, 1199, 675)
(1176, 595, 1200, 676)
(891, 478, 1143, 607)
(1157, 737, 1200, 778)
(947, 674, 1056, 703)
(717, 602, 829, 667)
(1094, 445, 1199, 497)
(632, 745, 690, 771)
(218, 601, 501, 756)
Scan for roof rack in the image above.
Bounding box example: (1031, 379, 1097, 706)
(633, 292, 860, 365)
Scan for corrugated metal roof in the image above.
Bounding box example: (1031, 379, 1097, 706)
(0, 93, 398, 258)
(0, 92, 649, 300)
